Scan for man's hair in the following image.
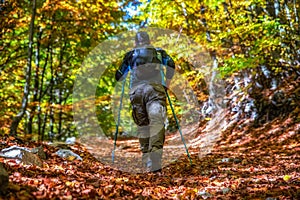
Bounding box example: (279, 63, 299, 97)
(135, 31, 150, 46)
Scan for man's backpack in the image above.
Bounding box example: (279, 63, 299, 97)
(131, 46, 162, 80)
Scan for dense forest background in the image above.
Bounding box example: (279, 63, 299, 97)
(0, 0, 299, 141)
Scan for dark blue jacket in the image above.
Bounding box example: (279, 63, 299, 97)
(115, 45, 175, 87)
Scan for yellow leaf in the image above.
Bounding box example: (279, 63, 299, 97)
(67, 155, 76, 161)
(283, 175, 291, 182)
(40, 22, 46, 29)
(65, 181, 74, 187)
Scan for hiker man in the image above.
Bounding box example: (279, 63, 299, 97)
(115, 31, 175, 173)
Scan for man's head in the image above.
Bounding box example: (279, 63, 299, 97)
(135, 31, 150, 47)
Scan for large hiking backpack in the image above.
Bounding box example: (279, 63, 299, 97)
(131, 46, 162, 80)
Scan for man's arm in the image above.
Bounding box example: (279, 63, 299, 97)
(160, 49, 175, 88)
(115, 51, 133, 81)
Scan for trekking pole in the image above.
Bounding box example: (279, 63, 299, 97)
(112, 78, 126, 163)
(160, 64, 192, 165)
(165, 89, 193, 165)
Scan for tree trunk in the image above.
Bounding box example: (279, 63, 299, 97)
(49, 47, 55, 142)
(28, 27, 42, 135)
(41, 112, 48, 141)
(37, 42, 49, 140)
(293, 0, 299, 35)
(38, 15, 54, 141)
(10, 0, 37, 136)
(57, 41, 66, 139)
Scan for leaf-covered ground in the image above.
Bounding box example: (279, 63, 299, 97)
(0, 111, 299, 200)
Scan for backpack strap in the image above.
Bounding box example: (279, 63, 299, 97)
(155, 48, 167, 86)
(155, 48, 169, 65)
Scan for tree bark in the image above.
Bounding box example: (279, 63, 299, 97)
(293, 0, 299, 35)
(49, 47, 55, 142)
(56, 41, 67, 139)
(10, 0, 37, 136)
(28, 27, 42, 135)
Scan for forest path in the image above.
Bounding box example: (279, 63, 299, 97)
(1, 109, 299, 199)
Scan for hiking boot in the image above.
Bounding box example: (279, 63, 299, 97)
(150, 152, 162, 172)
(141, 156, 152, 173)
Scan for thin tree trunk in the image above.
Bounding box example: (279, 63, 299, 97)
(41, 111, 48, 141)
(56, 41, 67, 140)
(37, 41, 50, 140)
(10, 0, 37, 136)
(49, 47, 55, 142)
(57, 89, 63, 139)
(293, 0, 299, 35)
(38, 15, 54, 141)
(28, 27, 42, 135)
(284, 0, 292, 28)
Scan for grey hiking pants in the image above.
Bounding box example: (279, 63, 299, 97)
(129, 83, 167, 171)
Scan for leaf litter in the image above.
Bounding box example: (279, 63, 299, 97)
(0, 111, 299, 199)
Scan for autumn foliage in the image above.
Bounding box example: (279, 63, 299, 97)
(0, 0, 299, 199)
